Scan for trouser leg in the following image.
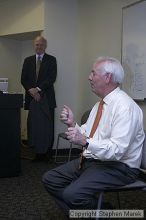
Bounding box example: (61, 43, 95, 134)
(42, 158, 81, 197)
(42, 158, 81, 215)
(62, 161, 139, 210)
(42, 160, 139, 214)
(46, 108, 54, 159)
(49, 108, 55, 149)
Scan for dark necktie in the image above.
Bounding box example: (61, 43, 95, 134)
(36, 55, 41, 79)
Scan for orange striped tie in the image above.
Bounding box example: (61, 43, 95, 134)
(89, 100, 104, 138)
(79, 100, 104, 169)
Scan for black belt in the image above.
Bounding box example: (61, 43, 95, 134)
(82, 157, 100, 163)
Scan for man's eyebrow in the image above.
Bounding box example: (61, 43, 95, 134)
(91, 70, 95, 73)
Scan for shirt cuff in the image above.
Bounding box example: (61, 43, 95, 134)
(36, 87, 41, 92)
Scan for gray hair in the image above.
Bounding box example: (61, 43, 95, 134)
(34, 36, 47, 47)
(96, 57, 124, 84)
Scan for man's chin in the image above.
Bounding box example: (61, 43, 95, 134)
(91, 89, 98, 96)
(91, 88, 95, 93)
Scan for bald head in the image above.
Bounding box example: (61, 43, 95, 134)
(34, 36, 47, 55)
(94, 57, 124, 84)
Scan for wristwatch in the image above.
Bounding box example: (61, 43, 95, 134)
(84, 140, 89, 149)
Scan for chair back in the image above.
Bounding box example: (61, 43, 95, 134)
(81, 109, 91, 125)
(141, 132, 146, 169)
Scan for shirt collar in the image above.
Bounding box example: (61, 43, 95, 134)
(103, 87, 121, 105)
(36, 54, 44, 60)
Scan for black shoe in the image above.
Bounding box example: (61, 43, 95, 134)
(101, 202, 114, 209)
(32, 154, 46, 162)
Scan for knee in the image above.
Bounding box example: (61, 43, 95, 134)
(63, 187, 96, 209)
(42, 171, 52, 188)
(42, 171, 48, 183)
(62, 187, 82, 208)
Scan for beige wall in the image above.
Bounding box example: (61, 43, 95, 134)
(0, 0, 44, 36)
(0, 0, 146, 144)
(20, 40, 35, 140)
(0, 38, 21, 92)
(0, 37, 34, 139)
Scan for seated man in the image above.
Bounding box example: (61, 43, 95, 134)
(42, 57, 144, 217)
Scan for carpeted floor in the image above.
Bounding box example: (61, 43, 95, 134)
(0, 146, 146, 220)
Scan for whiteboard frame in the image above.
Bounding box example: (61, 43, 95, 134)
(121, 0, 146, 101)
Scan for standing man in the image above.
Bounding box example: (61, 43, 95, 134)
(21, 36, 57, 161)
(42, 57, 144, 216)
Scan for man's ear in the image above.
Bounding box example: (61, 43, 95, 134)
(105, 72, 112, 84)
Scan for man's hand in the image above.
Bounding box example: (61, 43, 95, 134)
(28, 87, 41, 102)
(28, 87, 38, 97)
(33, 93, 41, 102)
(60, 105, 75, 127)
(65, 127, 87, 146)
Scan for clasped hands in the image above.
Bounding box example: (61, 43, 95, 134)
(60, 105, 86, 146)
(28, 88, 41, 102)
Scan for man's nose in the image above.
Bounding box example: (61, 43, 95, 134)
(88, 73, 92, 81)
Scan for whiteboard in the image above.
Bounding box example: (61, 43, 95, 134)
(122, 0, 146, 100)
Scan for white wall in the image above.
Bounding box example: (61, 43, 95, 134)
(121, 0, 146, 128)
(44, 0, 80, 146)
(43, 0, 131, 148)
(78, 0, 146, 129)
(78, 0, 124, 114)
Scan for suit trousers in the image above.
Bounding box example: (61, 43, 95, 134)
(27, 98, 55, 154)
(42, 158, 139, 214)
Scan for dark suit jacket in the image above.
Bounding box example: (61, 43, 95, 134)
(21, 53, 57, 110)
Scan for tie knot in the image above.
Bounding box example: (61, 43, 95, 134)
(38, 55, 41, 61)
(99, 99, 104, 107)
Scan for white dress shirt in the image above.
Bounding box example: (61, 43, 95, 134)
(76, 87, 145, 168)
(36, 54, 44, 91)
(36, 54, 44, 62)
